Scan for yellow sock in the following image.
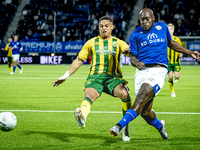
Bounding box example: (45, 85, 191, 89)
(9, 67, 13, 72)
(168, 80, 175, 92)
(122, 97, 132, 115)
(80, 97, 92, 118)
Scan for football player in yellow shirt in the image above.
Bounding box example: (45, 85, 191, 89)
(53, 16, 131, 141)
(1, 37, 13, 74)
(167, 23, 183, 97)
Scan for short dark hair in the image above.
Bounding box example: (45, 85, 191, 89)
(99, 16, 113, 23)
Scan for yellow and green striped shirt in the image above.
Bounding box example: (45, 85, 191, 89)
(167, 36, 182, 64)
(78, 36, 129, 77)
(4, 43, 12, 57)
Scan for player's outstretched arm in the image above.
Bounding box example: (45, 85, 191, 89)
(122, 48, 130, 56)
(130, 55, 145, 70)
(53, 57, 84, 87)
(168, 39, 200, 60)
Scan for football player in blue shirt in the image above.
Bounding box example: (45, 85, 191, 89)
(9, 35, 23, 74)
(110, 8, 200, 139)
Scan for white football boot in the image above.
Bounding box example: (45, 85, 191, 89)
(122, 125, 130, 141)
(20, 67, 23, 74)
(159, 120, 168, 139)
(74, 108, 86, 129)
(171, 92, 176, 97)
(110, 125, 120, 137)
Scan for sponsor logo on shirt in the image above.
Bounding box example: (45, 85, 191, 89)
(140, 33, 165, 47)
(96, 49, 116, 56)
(155, 25, 162, 30)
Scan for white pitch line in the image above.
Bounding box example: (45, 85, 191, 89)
(0, 110, 199, 114)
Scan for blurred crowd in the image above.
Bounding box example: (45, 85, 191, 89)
(1, 0, 199, 43)
(15, 0, 136, 42)
(143, 0, 200, 36)
(0, 0, 20, 40)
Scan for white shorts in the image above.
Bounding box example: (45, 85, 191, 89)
(12, 54, 20, 61)
(134, 67, 168, 97)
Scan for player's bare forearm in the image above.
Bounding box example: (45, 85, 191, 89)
(68, 57, 83, 75)
(130, 55, 145, 70)
(168, 40, 200, 60)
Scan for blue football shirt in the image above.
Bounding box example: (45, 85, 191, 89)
(129, 22, 172, 67)
(9, 41, 22, 55)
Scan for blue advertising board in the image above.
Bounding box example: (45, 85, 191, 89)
(20, 41, 200, 53)
(187, 42, 200, 52)
(21, 41, 85, 53)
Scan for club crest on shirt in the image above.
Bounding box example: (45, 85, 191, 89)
(156, 25, 162, 30)
(112, 41, 117, 47)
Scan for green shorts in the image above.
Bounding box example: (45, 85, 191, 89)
(84, 74, 128, 96)
(7, 56, 13, 63)
(168, 63, 181, 73)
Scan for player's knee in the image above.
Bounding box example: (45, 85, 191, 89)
(174, 75, 180, 80)
(121, 91, 129, 99)
(168, 77, 173, 81)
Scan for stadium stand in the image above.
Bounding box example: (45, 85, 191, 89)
(143, 0, 200, 36)
(14, 0, 136, 42)
(0, 0, 20, 41)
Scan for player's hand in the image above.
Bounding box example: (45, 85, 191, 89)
(136, 62, 145, 70)
(53, 79, 66, 87)
(122, 49, 130, 55)
(190, 51, 200, 60)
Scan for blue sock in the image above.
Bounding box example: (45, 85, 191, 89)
(149, 116, 162, 130)
(13, 66, 16, 73)
(17, 64, 22, 69)
(118, 109, 138, 129)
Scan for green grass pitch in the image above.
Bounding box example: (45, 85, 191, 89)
(0, 64, 200, 150)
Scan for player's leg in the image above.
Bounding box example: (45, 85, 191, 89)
(113, 83, 132, 141)
(173, 64, 181, 83)
(141, 99, 168, 139)
(110, 67, 168, 138)
(7, 57, 13, 74)
(12, 61, 17, 73)
(74, 88, 100, 129)
(168, 71, 176, 97)
(16, 59, 23, 74)
(174, 71, 180, 82)
(75, 75, 103, 129)
(12, 55, 18, 74)
(110, 83, 154, 137)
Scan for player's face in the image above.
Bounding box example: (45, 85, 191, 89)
(168, 26, 174, 37)
(8, 38, 12, 43)
(139, 9, 155, 31)
(99, 20, 114, 39)
(14, 36, 18, 41)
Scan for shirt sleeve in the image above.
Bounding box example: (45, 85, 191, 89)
(177, 38, 182, 46)
(119, 39, 129, 52)
(9, 42, 12, 47)
(78, 40, 92, 61)
(5, 43, 9, 51)
(129, 33, 138, 56)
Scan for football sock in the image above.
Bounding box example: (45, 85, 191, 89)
(80, 97, 93, 118)
(13, 66, 16, 73)
(9, 67, 13, 72)
(147, 116, 162, 130)
(168, 80, 175, 92)
(118, 109, 138, 129)
(122, 97, 132, 114)
(17, 64, 22, 69)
